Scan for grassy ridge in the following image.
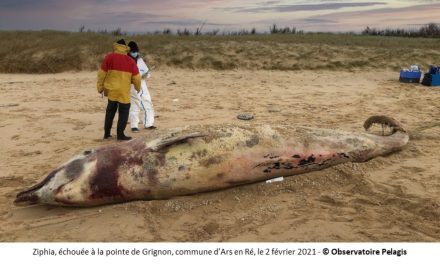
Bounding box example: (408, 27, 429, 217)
(1, 30, 439, 73)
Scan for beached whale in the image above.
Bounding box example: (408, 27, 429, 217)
(15, 115, 408, 207)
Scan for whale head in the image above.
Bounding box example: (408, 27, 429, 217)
(14, 149, 98, 206)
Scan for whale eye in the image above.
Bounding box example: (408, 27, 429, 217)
(83, 149, 93, 155)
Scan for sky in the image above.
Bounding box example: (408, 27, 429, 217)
(0, 0, 439, 33)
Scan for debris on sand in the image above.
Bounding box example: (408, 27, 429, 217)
(268, 106, 281, 113)
(237, 113, 254, 120)
(0, 104, 19, 108)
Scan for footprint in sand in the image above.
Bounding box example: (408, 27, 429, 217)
(10, 150, 42, 158)
(401, 166, 426, 174)
(202, 222, 220, 235)
(316, 195, 344, 206)
(1, 176, 26, 188)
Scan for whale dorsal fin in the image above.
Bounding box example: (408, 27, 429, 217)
(147, 132, 206, 151)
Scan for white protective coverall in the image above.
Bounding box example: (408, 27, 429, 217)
(129, 57, 155, 129)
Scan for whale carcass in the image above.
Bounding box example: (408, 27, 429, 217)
(15, 116, 409, 206)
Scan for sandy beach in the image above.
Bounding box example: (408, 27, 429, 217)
(0, 69, 439, 242)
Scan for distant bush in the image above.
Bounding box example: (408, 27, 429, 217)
(270, 24, 297, 34)
(420, 23, 440, 37)
(177, 28, 191, 36)
(362, 23, 440, 38)
(0, 29, 439, 73)
(162, 28, 172, 35)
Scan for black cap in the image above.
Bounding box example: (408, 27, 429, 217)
(128, 41, 139, 52)
(116, 39, 126, 45)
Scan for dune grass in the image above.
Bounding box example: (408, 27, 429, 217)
(0, 30, 439, 73)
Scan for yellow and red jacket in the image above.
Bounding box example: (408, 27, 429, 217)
(97, 43, 141, 104)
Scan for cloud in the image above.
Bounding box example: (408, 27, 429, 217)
(0, 0, 49, 8)
(257, 1, 281, 5)
(313, 2, 440, 20)
(302, 18, 337, 24)
(102, 11, 169, 22)
(1, 0, 439, 32)
(0, 0, 85, 10)
(229, 2, 387, 13)
(249, 2, 440, 32)
(0, 0, 229, 10)
(143, 19, 231, 26)
(402, 0, 440, 2)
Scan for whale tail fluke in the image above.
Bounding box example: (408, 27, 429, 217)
(351, 115, 409, 162)
(363, 115, 406, 134)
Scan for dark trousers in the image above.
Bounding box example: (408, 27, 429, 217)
(104, 100, 130, 138)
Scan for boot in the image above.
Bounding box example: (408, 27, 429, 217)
(104, 100, 118, 138)
(117, 102, 131, 139)
(117, 135, 132, 141)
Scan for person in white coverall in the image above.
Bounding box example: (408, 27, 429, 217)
(127, 41, 156, 132)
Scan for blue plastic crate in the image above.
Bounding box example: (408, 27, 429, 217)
(429, 65, 440, 74)
(432, 74, 440, 86)
(399, 70, 421, 83)
(422, 73, 440, 87)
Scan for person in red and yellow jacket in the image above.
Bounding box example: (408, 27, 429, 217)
(97, 39, 141, 141)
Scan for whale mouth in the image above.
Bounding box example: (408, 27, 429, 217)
(14, 190, 40, 205)
(14, 178, 48, 205)
(14, 167, 63, 206)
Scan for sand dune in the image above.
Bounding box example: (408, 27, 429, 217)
(0, 69, 439, 241)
